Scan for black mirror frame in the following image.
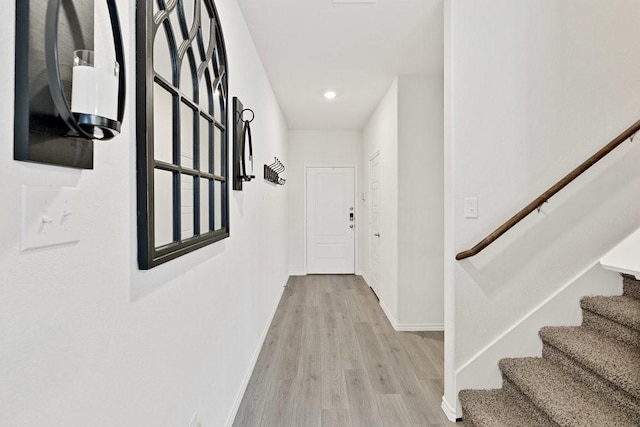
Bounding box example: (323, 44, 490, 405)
(136, 0, 230, 270)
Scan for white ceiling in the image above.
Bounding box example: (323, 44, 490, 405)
(235, 0, 444, 130)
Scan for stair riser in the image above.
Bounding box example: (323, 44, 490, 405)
(458, 393, 497, 427)
(460, 417, 476, 427)
(582, 309, 640, 350)
(623, 275, 640, 300)
(459, 389, 554, 426)
(501, 378, 558, 427)
(542, 343, 640, 424)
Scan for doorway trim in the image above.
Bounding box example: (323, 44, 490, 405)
(304, 164, 359, 275)
(367, 150, 381, 291)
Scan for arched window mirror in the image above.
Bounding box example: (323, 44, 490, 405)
(136, 0, 229, 269)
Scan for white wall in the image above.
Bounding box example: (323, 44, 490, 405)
(444, 0, 640, 418)
(397, 76, 444, 327)
(362, 79, 400, 320)
(0, 1, 289, 426)
(287, 131, 362, 275)
(360, 76, 444, 329)
(442, 0, 456, 418)
(360, 75, 444, 330)
(600, 226, 640, 279)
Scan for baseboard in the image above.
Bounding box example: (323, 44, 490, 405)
(359, 271, 370, 285)
(395, 323, 444, 332)
(378, 299, 443, 332)
(379, 298, 398, 329)
(224, 282, 286, 427)
(441, 395, 458, 422)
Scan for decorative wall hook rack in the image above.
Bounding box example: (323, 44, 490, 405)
(264, 158, 286, 185)
(233, 97, 255, 190)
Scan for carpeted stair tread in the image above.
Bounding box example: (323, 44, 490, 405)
(542, 343, 640, 423)
(459, 389, 549, 427)
(623, 275, 640, 300)
(499, 357, 635, 426)
(539, 326, 640, 399)
(581, 295, 640, 331)
(581, 309, 640, 350)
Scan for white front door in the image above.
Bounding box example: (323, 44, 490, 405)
(369, 153, 381, 295)
(306, 167, 356, 274)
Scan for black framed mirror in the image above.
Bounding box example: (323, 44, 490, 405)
(136, 0, 230, 269)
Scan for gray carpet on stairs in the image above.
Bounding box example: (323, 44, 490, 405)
(539, 326, 640, 400)
(459, 274, 640, 426)
(581, 309, 640, 350)
(581, 295, 640, 331)
(623, 274, 640, 299)
(459, 389, 552, 427)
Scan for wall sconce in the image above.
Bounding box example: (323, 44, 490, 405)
(233, 97, 256, 191)
(46, 0, 125, 141)
(14, 0, 125, 169)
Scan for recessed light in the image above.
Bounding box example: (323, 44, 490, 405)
(324, 91, 337, 100)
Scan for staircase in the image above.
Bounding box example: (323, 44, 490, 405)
(459, 274, 640, 426)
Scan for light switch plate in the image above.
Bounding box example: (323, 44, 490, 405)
(464, 197, 478, 218)
(21, 186, 80, 251)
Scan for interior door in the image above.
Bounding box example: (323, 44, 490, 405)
(369, 153, 381, 295)
(306, 167, 356, 274)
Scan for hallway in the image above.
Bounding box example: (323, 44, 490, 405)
(233, 275, 454, 426)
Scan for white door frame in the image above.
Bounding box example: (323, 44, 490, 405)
(304, 165, 358, 275)
(368, 150, 381, 291)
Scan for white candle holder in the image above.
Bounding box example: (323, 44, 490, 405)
(71, 50, 119, 122)
(45, 0, 125, 141)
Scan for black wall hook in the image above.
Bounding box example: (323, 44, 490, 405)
(239, 108, 254, 123)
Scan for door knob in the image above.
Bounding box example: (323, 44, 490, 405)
(374, 233, 380, 237)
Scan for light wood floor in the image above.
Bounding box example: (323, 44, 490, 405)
(233, 275, 455, 426)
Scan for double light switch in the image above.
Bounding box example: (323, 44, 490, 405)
(22, 186, 80, 251)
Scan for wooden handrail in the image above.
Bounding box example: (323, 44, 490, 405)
(456, 119, 640, 261)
